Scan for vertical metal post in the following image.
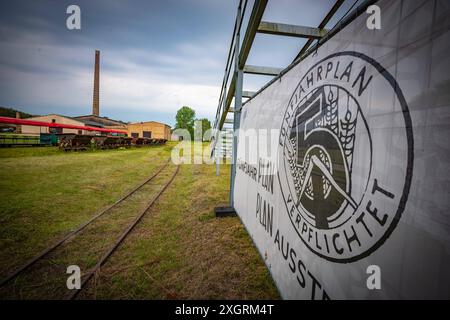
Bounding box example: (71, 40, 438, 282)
(216, 150, 220, 176)
(216, 80, 227, 177)
(215, 129, 221, 176)
(229, 3, 243, 207)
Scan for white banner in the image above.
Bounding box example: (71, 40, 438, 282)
(234, 0, 450, 299)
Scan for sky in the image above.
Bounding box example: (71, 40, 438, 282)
(0, 0, 357, 127)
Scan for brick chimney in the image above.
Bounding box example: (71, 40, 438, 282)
(92, 50, 100, 116)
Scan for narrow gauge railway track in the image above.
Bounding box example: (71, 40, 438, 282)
(0, 158, 176, 295)
(70, 165, 179, 299)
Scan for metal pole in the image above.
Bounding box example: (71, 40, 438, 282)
(216, 153, 220, 176)
(230, 2, 243, 207)
(216, 130, 221, 176)
(217, 73, 229, 177)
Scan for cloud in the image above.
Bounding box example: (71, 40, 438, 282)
(0, 0, 347, 126)
(0, 20, 226, 125)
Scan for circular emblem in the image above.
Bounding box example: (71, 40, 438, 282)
(278, 52, 413, 263)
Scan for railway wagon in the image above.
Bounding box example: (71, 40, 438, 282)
(131, 137, 167, 146)
(59, 134, 91, 151)
(102, 136, 121, 149)
(92, 136, 132, 149)
(39, 133, 59, 146)
(0, 133, 63, 147)
(118, 137, 133, 147)
(0, 133, 76, 147)
(94, 136, 125, 149)
(1, 133, 168, 150)
(0, 133, 40, 147)
(61, 135, 163, 150)
(131, 137, 145, 146)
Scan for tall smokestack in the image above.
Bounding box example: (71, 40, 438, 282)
(92, 50, 100, 116)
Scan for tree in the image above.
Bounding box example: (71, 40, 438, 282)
(0, 106, 34, 119)
(175, 106, 195, 140)
(194, 118, 212, 141)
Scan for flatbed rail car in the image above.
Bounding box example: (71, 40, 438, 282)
(92, 136, 132, 149)
(105, 136, 129, 149)
(0, 133, 167, 150)
(59, 134, 91, 151)
(0, 133, 62, 147)
(0, 134, 40, 147)
(39, 133, 70, 146)
(132, 137, 167, 146)
(0, 133, 79, 147)
(132, 137, 145, 146)
(118, 137, 133, 148)
(61, 135, 165, 151)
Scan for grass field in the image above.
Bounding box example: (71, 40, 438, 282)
(0, 143, 279, 299)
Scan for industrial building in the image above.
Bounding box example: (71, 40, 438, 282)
(73, 115, 127, 130)
(127, 121, 171, 140)
(20, 114, 88, 135)
(1, 50, 171, 142)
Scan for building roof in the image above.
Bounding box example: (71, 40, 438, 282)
(78, 120, 104, 127)
(27, 114, 85, 124)
(128, 121, 171, 128)
(74, 115, 127, 127)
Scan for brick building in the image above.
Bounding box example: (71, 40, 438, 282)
(127, 121, 171, 140)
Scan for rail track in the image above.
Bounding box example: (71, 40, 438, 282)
(0, 159, 179, 299)
(69, 165, 179, 299)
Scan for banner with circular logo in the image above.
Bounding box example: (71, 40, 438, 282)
(278, 52, 413, 263)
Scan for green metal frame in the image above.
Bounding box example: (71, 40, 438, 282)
(212, 0, 375, 208)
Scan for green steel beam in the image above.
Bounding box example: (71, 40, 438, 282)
(242, 90, 256, 98)
(294, 0, 345, 62)
(258, 21, 328, 38)
(238, 0, 268, 70)
(218, 0, 268, 130)
(243, 65, 283, 76)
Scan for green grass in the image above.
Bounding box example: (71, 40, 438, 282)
(0, 146, 62, 158)
(0, 143, 279, 299)
(0, 144, 174, 275)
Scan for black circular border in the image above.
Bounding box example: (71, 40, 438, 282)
(277, 51, 414, 263)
